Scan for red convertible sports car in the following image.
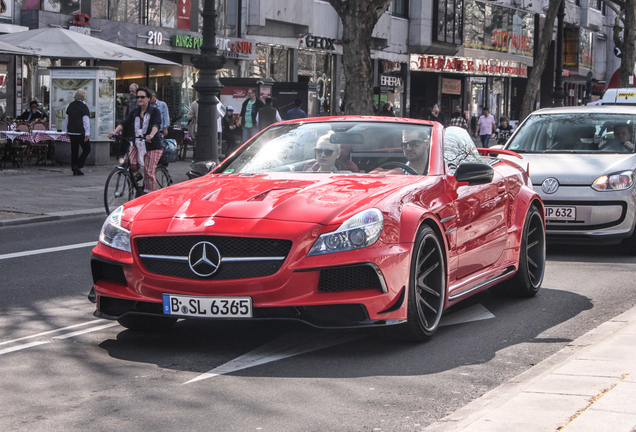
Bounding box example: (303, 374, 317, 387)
(90, 117, 546, 341)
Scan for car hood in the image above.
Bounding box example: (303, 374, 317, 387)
(127, 173, 421, 224)
(501, 153, 636, 185)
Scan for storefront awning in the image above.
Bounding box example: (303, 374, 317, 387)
(0, 28, 178, 65)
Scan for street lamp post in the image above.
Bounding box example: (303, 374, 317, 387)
(553, 0, 565, 107)
(191, 0, 226, 163)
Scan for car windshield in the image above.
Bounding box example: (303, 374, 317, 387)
(220, 121, 433, 174)
(506, 113, 636, 153)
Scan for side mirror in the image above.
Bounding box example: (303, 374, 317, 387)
(454, 163, 494, 185)
(187, 161, 217, 179)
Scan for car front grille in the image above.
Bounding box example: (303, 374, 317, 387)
(135, 236, 293, 280)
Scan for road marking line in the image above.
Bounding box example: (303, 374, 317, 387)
(440, 303, 495, 327)
(53, 323, 119, 339)
(185, 331, 364, 384)
(0, 341, 51, 356)
(0, 241, 97, 261)
(0, 319, 108, 346)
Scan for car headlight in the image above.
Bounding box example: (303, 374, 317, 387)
(99, 205, 131, 252)
(308, 208, 383, 256)
(591, 170, 635, 191)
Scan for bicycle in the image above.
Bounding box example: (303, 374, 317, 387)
(104, 135, 173, 215)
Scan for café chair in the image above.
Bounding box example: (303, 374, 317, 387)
(30, 119, 51, 165)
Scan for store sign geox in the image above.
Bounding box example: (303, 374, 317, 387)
(171, 35, 256, 60)
(409, 54, 527, 78)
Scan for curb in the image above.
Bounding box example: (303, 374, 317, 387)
(0, 208, 106, 227)
(422, 306, 636, 431)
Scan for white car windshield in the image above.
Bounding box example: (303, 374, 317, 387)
(221, 121, 433, 174)
(507, 114, 636, 153)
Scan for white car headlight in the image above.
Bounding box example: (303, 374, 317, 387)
(591, 170, 635, 191)
(308, 208, 383, 256)
(99, 205, 131, 252)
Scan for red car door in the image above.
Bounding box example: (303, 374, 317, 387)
(442, 128, 508, 280)
(454, 170, 508, 279)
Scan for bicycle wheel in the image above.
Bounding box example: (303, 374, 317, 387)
(104, 169, 133, 215)
(155, 165, 173, 189)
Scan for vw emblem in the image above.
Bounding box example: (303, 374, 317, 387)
(541, 178, 560, 194)
(188, 241, 221, 277)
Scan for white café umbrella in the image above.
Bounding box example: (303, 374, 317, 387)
(0, 27, 178, 65)
(0, 40, 36, 55)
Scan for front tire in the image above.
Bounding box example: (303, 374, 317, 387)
(491, 204, 545, 297)
(117, 315, 177, 332)
(391, 225, 446, 342)
(104, 169, 133, 215)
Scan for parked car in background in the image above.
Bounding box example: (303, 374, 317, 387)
(502, 106, 636, 251)
(90, 118, 545, 342)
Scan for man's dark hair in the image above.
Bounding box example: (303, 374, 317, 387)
(265, 97, 273, 105)
(615, 122, 632, 133)
(30, 100, 38, 107)
(294, 98, 302, 107)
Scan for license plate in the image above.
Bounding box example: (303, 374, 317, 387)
(545, 206, 576, 221)
(162, 294, 252, 318)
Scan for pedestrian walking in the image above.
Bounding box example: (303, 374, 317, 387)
(256, 98, 282, 130)
(428, 103, 446, 126)
(285, 98, 307, 120)
(377, 102, 396, 117)
(150, 90, 170, 137)
(221, 106, 238, 156)
(187, 99, 198, 141)
(237, 88, 264, 142)
(475, 108, 497, 147)
(65, 89, 91, 176)
(448, 105, 468, 129)
(493, 116, 514, 145)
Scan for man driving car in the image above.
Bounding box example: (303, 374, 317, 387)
(599, 122, 635, 152)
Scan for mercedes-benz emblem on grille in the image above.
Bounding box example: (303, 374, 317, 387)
(188, 241, 221, 277)
(541, 178, 560, 194)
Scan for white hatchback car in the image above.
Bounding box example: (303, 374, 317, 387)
(501, 105, 636, 251)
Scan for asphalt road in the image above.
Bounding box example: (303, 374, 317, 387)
(1, 216, 635, 432)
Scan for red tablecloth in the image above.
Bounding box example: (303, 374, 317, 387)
(32, 131, 70, 142)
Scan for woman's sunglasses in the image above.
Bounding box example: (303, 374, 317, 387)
(401, 139, 426, 149)
(315, 148, 334, 156)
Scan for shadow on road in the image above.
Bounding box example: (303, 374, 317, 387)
(98, 287, 593, 379)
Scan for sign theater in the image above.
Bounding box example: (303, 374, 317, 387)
(409, 54, 527, 78)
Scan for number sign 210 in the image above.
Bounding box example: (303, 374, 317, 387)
(148, 31, 163, 46)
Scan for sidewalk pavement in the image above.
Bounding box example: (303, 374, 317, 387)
(2, 155, 636, 432)
(0, 156, 194, 226)
(424, 306, 636, 432)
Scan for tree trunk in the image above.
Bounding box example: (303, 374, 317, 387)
(328, 0, 392, 115)
(520, 0, 562, 121)
(619, 0, 636, 87)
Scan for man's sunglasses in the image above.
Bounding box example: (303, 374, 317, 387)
(401, 139, 426, 149)
(136, 95, 147, 99)
(315, 148, 335, 156)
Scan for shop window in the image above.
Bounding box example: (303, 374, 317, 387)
(392, 0, 408, 18)
(250, 45, 289, 81)
(199, 0, 239, 37)
(435, 0, 463, 45)
(145, 0, 176, 28)
(43, 0, 80, 14)
(110, 0, 140, 23)
(92, 0, 109, 19)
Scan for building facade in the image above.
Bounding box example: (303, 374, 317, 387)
(0, 0, 620, 129)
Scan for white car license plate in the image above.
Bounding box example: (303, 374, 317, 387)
(545, 206, 576, 221)
(162, 294, 252, 318)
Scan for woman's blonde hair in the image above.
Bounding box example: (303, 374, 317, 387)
(74, 89, 87, 101)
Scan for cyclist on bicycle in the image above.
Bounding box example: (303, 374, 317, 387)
(108, 87, 163, 193)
